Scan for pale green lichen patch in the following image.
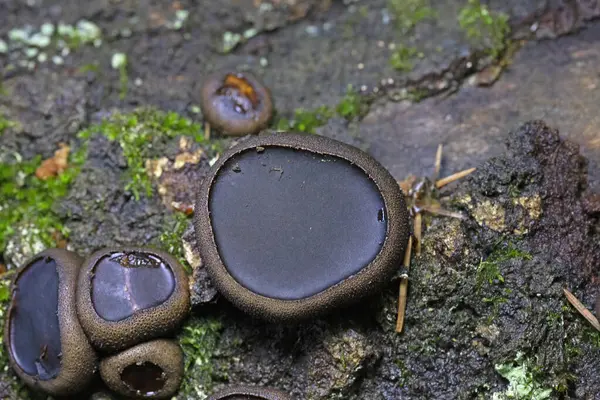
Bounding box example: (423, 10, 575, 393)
(512, 195, 543, 235)
(470, 200, 506, 232)
(4, 20, 102, 71)
(492, 352, 552, 400)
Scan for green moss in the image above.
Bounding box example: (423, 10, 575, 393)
(388, 0, 436, 34)
(492, 352, 552, 400)
(390, 46, 421, 72)
(274, 106, 334, 134)
(476, 259, 504, 288)
(477, 241, 531, 289)
(0, 115, 13, 135)
(0, 145, 87, 255)
(458, 0, 510, 59)
(0, 278, 11, 368)
(78, 108, 207, 200)
(582, 326, 600, 348)
(178, 317, 225, 399)
(274, 85, 373, 133)
(336, 85, 369, 120)
(158, 212, 192, 273)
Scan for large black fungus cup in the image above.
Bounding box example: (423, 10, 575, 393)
(195, 133, 410, 321)
(76, 247, 190, 353)
(4, 249, 97, 396)
(207, 385, 293, 400)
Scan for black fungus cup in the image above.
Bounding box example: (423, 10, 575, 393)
(207, 385, 293, 400)
(194, 133, 410, 322)
(99, 339, 184, 400)
(4, 249, 97, 397)
(200, 71, 273, 136)
(76, 247, 190, 353)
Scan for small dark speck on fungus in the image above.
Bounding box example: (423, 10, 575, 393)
(5, 249, 97, 397)
(200, 71, 273, 136)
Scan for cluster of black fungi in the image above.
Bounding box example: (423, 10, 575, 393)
(5, 72, 412, 399)
(5, 247, 190, 399)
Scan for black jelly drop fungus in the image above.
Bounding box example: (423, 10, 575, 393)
(100, 339, 184, 400)
(76, 247, 190, 353)
(207, 385, 293, 400)
(91, 252, 175, 321)
(209, 147, 387, 300)
(9, 256, 61, 380)
(195, 133, 410, 321)
(200, 71, 273, 136)
(5, 249, 97, 397)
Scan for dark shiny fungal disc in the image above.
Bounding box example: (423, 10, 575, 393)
(99, 339, 184, 400)
(200, 71, 273, 136)
(207, 385, 293, 400)
(76, 247, 190, 353)
(4, 249, 97, 396)
(92, 252, 175, 322)
(195, 133, 410, 321)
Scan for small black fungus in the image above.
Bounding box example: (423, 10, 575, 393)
(207, 385, 293, 400)
(99, 339, 184, 400)
(4, 249, 97, 396)
(200, 71, 273, 136)
(194, 133, 410, 321)
(76, 247, 190, 353)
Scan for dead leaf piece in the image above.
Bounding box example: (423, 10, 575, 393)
(35, 143, 70, 180)
(174, 149, 203, 170)
(563, 288, 600, 332)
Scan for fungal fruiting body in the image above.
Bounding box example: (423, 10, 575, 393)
(200, 71, 273, 136)
(4, 249, 97, 396)
(207, 385, 293, 400)
(100, 339, 184, 400)
(195, 133, 410, 321)
(76, 247, 190, 353)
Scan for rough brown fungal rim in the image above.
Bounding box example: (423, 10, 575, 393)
(207, 384, 294, 400)
(194, 132, 410, 322)
(200, 71, 274, 136)
(4, 248, 97, 397)
(99, 339, 184, 400)
(76, 247, 190, 353)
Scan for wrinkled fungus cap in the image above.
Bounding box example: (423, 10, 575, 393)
(207, 384, 294, 400)
(76, 247, 190, 353)
(5, 249, 97, 397)
(100, 339, 184, 400)
(200, 71, 273, 136)
(194, 133, 410, 321)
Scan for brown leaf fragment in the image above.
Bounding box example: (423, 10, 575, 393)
(35, 143, 70, 180)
